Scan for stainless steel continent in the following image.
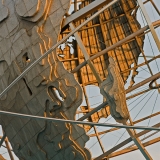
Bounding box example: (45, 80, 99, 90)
(0, 0, 91, 159)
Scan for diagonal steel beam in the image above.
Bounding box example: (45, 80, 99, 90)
(125, 130, 159, 149)
(107, 137, 160, 159)
(89, 112, 160, 137)
(94, 122, 160, 160)
(0, 132, 14, 160)
(0, 110, 160, 131)
(0, 0, 119, 100)
(69, 22, 105, 152)
(69, 22, 102, 83)
(71, 20, 160, 73)
(150, 0, 160, 16)
(123, 121, 153, 160)
(78, 101, 108, 121)
(0, 133, 6, 147)
(62, 0, 114, 29)
(4, 137, 14, 160)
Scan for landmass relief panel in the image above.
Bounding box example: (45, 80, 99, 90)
(58, 0, 144, 87)
(0, 0, 91, 159)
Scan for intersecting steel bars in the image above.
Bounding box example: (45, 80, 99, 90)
(0, 0, 119, 99)
(94, 122, 160, 160)
(71, 20, 160, 73)
(89, 112, 160, 137)
(62, 0, 113, 28)
(0, 132, 14, 160)
(70, 20, 105, 152)
(0, 0, 159, 159)
(105, 137, 160, 159)
(69, 22, 102, 83)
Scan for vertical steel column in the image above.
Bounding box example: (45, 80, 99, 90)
(70, 20, 105, 153)
(137, 0, 160, 51)
(69, 22, 102, 84)
(74, 0, 77, 12)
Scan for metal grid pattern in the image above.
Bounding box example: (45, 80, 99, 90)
(58, 0, 144, 86)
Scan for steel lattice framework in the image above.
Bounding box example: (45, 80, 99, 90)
(0, 0, 160, 160)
